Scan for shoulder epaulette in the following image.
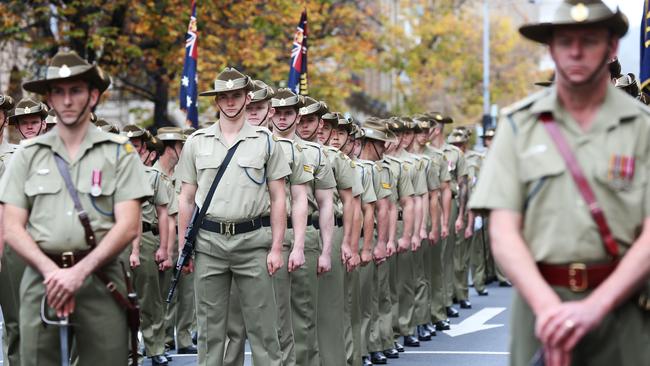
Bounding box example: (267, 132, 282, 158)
(500, 89, 549, 117)
(106, 134, 129, 144)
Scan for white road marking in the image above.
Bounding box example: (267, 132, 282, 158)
(443, 307, 506, 337)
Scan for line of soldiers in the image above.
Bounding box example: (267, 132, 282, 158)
(0, 51, 511, 366)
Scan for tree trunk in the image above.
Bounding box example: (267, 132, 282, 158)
(153, 71, 171, 128)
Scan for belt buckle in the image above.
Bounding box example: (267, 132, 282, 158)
(221, 222, 235, 236)
(568, 263, 588, 292)
(61, 251, 75, 268)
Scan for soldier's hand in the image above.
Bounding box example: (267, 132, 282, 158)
(536, 299, 604, 354)
(159, 258, 173, 271)
(288, 249, 306, 272)
(317, 254, 332, 275)
(397, 237, 409, 253)
(267, 249, 284, 276)
(411, 235, 421, 252)
(464, 225, 473, 239)
(428, 229, 439, 244)
(543, 346, 571, 366)
(386, 241, 396, 257)
(419, 229, 428, 244)
(44, 267, 86, 316)
(182, 258, 194, 274)
(346, 253, 360, 272)
(155, 248, 169, 265)
(341, 244, 353, 264)
(441, 225, 449, 239)
(360, 249, 372, 266)
(373, 244, 386, 265)
(454, 217, 464, 234)
(129, 252, 141, 269)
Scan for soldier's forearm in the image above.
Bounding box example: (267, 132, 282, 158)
(290, 185, 309, 253)
(458, 177, 468, 216)
(340, 188, 355, 249)
(4, 205, 58, 277)
(316, 189, 334, 257)
(442, 185, 452, 227)
(400, 196, 415, 240)
(156, 205, 169, 253)
(167, 215, 176, 258)
(350, 198, 363, 252)
(412, 195, 423, 236)
(430, 190, 440, 232)
(268, 179, 287, 252)
(375, 199, 389, 247)
(388, 202, 398, 243)
(362, 203, 375, 251)
(0, 205, 4, 258)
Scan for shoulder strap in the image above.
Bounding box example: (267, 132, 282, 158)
(53, 154, 97, 248)
(187, 140, 242, 237)
(539, 112, 619, 258)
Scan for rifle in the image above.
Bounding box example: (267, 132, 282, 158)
(166, 206, 198, 303)
(165, 140, 242, 303)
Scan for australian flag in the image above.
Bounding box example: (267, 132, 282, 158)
(641, 0, 650, 92)
(288, 10, 308, 95)
(180, 0, 199, 127)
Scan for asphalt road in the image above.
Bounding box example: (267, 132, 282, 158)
(0, 282, 513, 366)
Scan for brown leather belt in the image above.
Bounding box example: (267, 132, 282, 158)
(45, 249, 93, 268)
(538, 261, 618, 292)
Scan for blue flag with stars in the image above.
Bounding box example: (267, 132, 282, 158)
(288, 10, 308, 95)
(180, 0, 199, 127)
(641, 1, 650, 91)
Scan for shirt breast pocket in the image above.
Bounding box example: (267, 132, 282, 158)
(519, 155, 565, 208)
(77, 167, 117, 217)
(238, 157, 266, 186)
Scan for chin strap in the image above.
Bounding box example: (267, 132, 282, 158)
(272, 114, 298, 132)
(221, 99, 247, 119)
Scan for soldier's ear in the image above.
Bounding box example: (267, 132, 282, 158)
(89, 88, 101, 110)
(268, 107, 275, 118)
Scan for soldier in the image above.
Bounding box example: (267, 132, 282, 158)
(45, 109, 58, 133)
(408, 116, 449, 337)
(245, 80, 275, 127)
(175, 67, 290, 366)
(7, 98, 48, 139)
(1, 50, 150, 366)
(355, 118, 396, 365)
(0, 93, 20, 366)
(314, 111, 362, 366)
(268, 89, 329, 366)
(153, 127, 198, 355)
(446, 129, 474, 309)
(419, 114, 453, 332)
(121, 125, 172, 365)
(468, 129, 490, 296)
(471, 1, 650, 365)
(429, 113, 466, 319)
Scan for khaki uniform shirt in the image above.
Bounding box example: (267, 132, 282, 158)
(323, 146, 362, 218)
(274, 137, 314, 215)
(0, 127, 152, 253)
(397, 151, 428, 196)
(383, 155, 415, 203)
(423, 145, 452, 186)
(442, 143, 468, 194)
(358, 159, 392, 202)
(470, 85, 650, 263)
(175, 121, 291, 222)
(464, 150, 484, 195)
(354, 159, 377, 205)
(0, 143, 18, 178)
(142, 165, 170, 225)
(296, 137, 337, 216)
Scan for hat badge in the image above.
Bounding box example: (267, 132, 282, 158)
(226, 79, 234, 89)
(24, 106, 32, 114)
(570, 3, 589, 22)
(279, 98, 287, 106)
(127, 131, 134, 137)
(58, 64, 71, 78)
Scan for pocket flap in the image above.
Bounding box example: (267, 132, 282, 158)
(25, 176, 62, 196)
(238, 157, 264, 170)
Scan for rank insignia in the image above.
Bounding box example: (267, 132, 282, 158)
(124, 143, 135, 154)
(303, 164, 314, 173)
(381, 182, 391, 189)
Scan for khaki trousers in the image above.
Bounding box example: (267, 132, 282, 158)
(317, 225, 346, 366)
(133, 231, 166, 357)
(194, 226, 282, 366)
(0, 247, 25, 366)
(20, 262, 128, 366)
(510, 288, 650, 366)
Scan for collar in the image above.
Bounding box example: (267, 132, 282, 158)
(35, 124, 116, 164)
(203, 119, 258, 143)
(529, 84, 640, 132)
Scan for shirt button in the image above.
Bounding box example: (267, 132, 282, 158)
(67, 211, 73, 216)
(38, 186, 43, 191)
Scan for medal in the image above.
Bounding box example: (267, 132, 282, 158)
(91, 169, 102, 197)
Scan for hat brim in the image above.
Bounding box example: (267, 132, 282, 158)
(519, 11, 628, 44)
(8, 110, 48, 124)
(534, 81, 553, 87)
(23, 66, 109, 95)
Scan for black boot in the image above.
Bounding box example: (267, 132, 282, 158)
(446, 306, 459, 318)
(403, 335, 420, 347)
(383, 348, 399, 359)
(370, 352, 387, 364)
(417, 325, 432, 341)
